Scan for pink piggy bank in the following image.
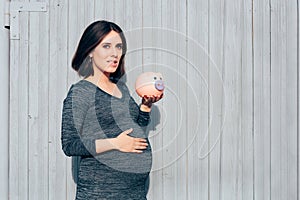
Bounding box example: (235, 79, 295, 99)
(135, 72, 164, 97)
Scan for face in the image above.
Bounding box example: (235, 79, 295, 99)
(89, 30, 123, 74)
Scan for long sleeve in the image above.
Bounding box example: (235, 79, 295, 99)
(129, 96, 151, 127)
(116, 81, 150, 127)
(61, 85, 97, 157)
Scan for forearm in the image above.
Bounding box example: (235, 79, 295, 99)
(62, 138, 95, 157)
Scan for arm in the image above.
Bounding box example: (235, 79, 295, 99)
(130, 94, 164, 126)
(61, 85, 96, 157)
(129, 97, 151, 127)
(61, 85, 149, 156)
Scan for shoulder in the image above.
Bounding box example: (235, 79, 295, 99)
(65, 80, 97, 105)
(70, 80, 96, 94)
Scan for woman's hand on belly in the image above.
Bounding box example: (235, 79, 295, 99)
(112, 128, 148, 153)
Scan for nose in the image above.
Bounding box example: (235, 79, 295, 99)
(111, 47, 118, 58)
(155, 80, 164, 91)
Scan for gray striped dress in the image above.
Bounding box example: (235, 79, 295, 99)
(61, 80, 152, 200)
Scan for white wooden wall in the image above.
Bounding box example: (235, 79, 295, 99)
(0, 1, 9, 200)
(8, 0, 299, 200)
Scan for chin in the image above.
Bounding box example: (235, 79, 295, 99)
(106, 68, 118, 74)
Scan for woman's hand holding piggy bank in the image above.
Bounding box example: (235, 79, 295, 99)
(135, 72, 164, 109)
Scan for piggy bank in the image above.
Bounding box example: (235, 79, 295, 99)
(135, 72, 164, 97)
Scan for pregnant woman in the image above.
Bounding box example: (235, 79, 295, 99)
(61, 20, 163, 200)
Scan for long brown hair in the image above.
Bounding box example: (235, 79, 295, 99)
(71, 20, 127, 82)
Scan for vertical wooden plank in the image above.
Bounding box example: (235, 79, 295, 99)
(0, 0, 9, 199)
(98, 0, 115, 21)
(270, 2, 285, 199)
(48, 0, 69, 199)
(208, 0, 225, 199)
(219, 1, 243, 199)
(270, 1, 285, 198)
(240, 0, 254, 199)
(94, 0, 108, 20)
(174, 1, 188, 199)
(298, 0, 300, 197)
(114, 0, 126, 28)
(253, 0, 271, 199)
(83, 0, 95, 25)
(270, 0, 298, 199)
(9, 36, 22, 200)
(285, 2, 298, 198)
(187, 0, 209, 200)
(298, 2, 300, 199)
(18, 10, 30, 200)
(28, 7, 49, 200)
(9, 4, 30, 199)
(38, 8, 51, 199)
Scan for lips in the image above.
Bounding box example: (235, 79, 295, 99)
(108, 60, 118, 67)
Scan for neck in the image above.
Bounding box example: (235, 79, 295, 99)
(93, 65, 111, 82)
(97, 72, 111, 84)
(85, 69, 112, 86)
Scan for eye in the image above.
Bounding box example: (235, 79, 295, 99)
(154, 77, 157, 80)
(103, 44, 110, 49)
(160, 77, 162, 80)
(116, 44, 123, 50)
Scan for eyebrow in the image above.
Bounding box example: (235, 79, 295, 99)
(100, 42, 122, 45)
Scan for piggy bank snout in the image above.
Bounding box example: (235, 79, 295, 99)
(155, 80, 164, 91)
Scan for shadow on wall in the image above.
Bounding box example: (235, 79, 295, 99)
(144, 104, 161, 194)
(145, 105, 161, 137)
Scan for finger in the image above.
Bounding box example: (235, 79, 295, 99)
(158, 93, 163, 100)
(133, 150, 143, 153)
(155, 94, 162, 101)
(135, 144, 147, 149)
(123, 128, 133, 135)
(137, 146, 147, 150)
(135, 138, 147, 143)
(136, 143, 148, 148)
(152, 96, 159, 102)
(138, 144, 148, 149)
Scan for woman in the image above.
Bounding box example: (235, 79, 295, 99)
(61, 20, 162, 199)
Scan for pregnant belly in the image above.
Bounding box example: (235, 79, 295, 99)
(94, 145, 152, 173)
(94, 112, 153, 173)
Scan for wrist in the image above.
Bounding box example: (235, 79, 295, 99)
(95, 138, 118, 154)
(140, 104, 151, 112)
(108, 138, 118, 150)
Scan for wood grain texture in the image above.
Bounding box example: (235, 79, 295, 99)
(187, 0, 209, 200)
(253, 0, 271, 199)
(7, 0, 300, 199)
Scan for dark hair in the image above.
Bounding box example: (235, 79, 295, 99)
(71, 20, 127, 82)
